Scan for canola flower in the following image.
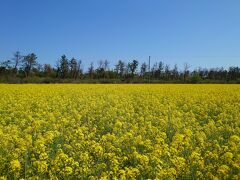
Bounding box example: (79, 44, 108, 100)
(0, 84, 239, 179)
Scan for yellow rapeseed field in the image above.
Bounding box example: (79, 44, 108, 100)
(0, 84, 239, 179)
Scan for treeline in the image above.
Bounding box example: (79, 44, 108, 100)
(0, 51, 240, 83)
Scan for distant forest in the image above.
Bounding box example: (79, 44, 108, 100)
(0, 51, 240, 83)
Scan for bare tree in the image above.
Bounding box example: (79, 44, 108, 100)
(172, 64, 179, 80)
(151, 62, 158, 78)
(115, 60, 125, 78)
(183, 63, 190, 81)
(140, 62, 147, 77)
(88, 62, 94, 79)
(12, 51, 22, 75)
(96, 60, 104, 78)
(103, 59, 109, 78)
(43, 64, 53, 77)
(165, 64, 171, 80)
(103, 59, 109, 72)
(76, 60, 83, 79)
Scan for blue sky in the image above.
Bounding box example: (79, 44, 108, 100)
(0, 0, 240, 70)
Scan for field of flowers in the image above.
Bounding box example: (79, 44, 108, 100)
(0, 84, 239, 179)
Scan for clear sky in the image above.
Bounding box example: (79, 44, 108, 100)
(0, 0, 240, 70)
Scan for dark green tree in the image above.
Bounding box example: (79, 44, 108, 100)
(158, 61, 164, 79)
(59, 55, 69, 78)
(128, 60, 139, 76)
(69, 58, 78, 79)
(22, 53, 37, 78)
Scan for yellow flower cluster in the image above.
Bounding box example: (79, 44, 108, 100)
(0, 84, 239, 179)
